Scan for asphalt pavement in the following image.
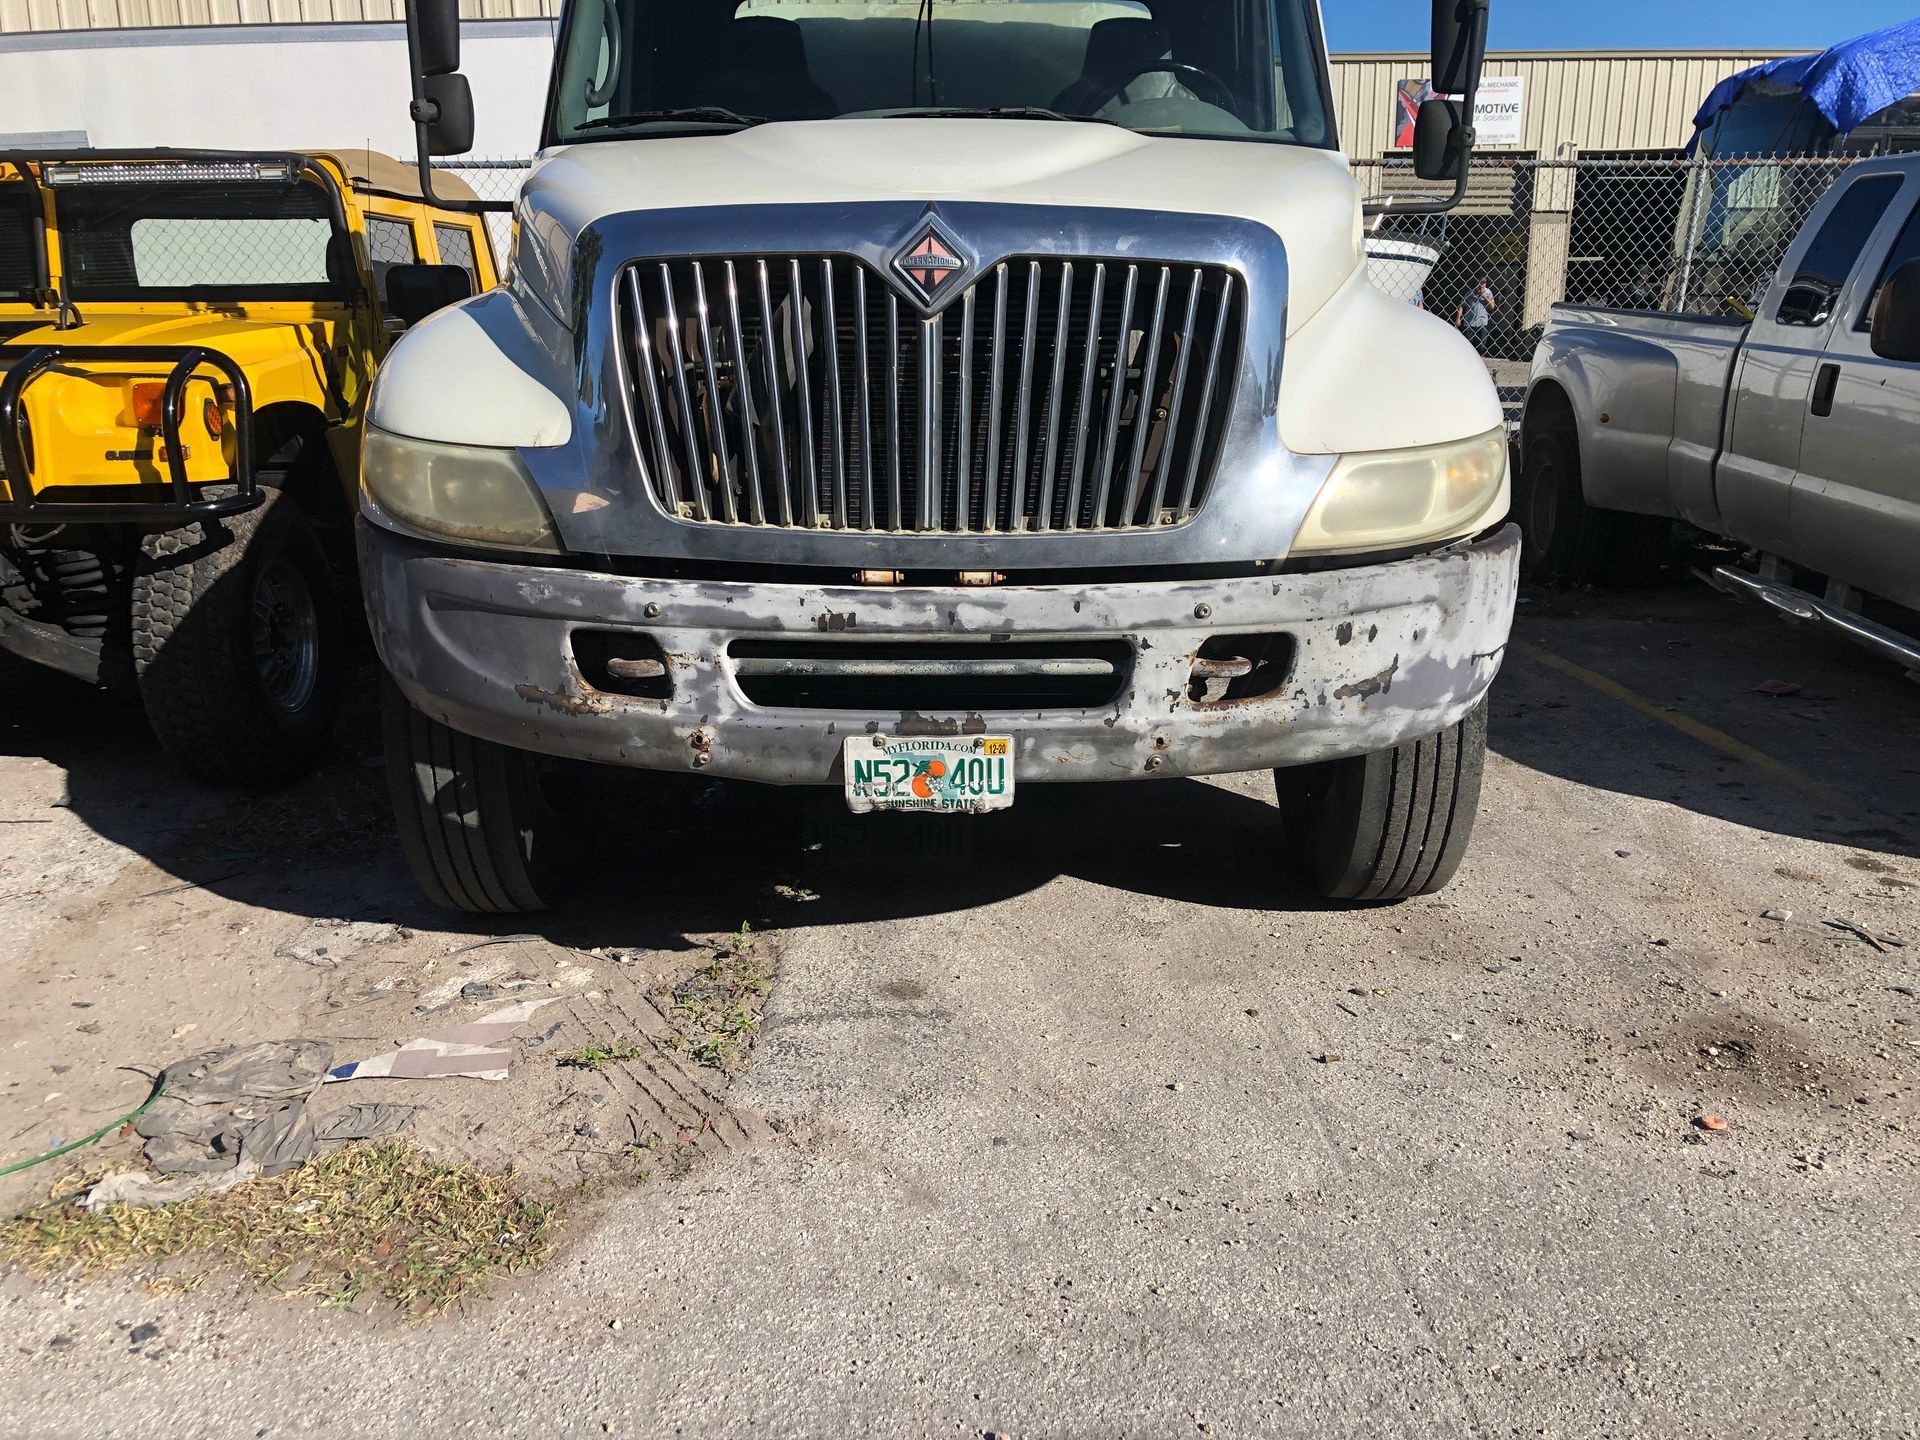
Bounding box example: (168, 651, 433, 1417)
(1, 578, 1916, 1438)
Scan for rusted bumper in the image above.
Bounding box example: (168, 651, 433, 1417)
(361, 522, 1520, 784)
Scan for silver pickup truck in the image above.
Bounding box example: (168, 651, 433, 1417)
(1519, 151, 1920, 672)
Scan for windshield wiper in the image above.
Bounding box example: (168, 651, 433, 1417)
(573, 107, 767, 133)
(878, 106, 1120, 127)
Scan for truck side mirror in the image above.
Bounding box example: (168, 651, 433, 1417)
(418, 74, 476, 156)
(406, 0, 475, 161)
(386, 263, 474, 328)
(413, 0, 461, 76)
(1413, 97, 1465, 182)
(1416, 1, 1489, 184)
(1871, 258, 1920, 363)
(1431, 0, 1485, 96)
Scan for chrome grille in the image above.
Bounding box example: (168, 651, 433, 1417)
(618, 256, 1243, 533)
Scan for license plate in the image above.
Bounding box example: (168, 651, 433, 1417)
(842, 734, 1015, 814)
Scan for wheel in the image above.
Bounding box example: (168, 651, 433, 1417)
(381, 679, 600, 913)
(1515, 422, 1615, 584)
(131, 489, 342, 786)
(1602, 511, 1676, 588)
(1274, 700, 1489, 902)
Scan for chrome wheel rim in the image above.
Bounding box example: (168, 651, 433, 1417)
(250, 556, 320, 713)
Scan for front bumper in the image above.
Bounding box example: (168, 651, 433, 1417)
(362, 522, 1520, 784)
(0, 344, 260, 526)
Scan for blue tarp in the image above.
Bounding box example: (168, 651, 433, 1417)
(1688, 17, 1920, 152)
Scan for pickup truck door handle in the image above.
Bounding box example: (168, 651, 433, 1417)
(1811, 363, 1841, 418)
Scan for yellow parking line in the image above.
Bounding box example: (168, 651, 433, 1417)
(1514, 640, 1843, 803)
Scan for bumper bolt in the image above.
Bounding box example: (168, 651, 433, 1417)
(643, 601, 662, 619)
(1193, 602, 1212, 620)
(692, 752, 712, 768)
(1145, 755, 1164, 772)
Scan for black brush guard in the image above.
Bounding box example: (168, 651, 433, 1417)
(0, 344, 258, 525)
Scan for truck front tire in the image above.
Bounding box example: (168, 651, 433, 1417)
(1274, 701, 1488, 901)
(382, 681, 600, 913)
(131, 489, 342, 787)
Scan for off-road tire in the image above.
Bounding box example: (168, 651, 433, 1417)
(1515, 423, 1615, 584)
(131, 489, 342, 787)
(382, 679, 600, 913)
(1274, 700, 1489, 902)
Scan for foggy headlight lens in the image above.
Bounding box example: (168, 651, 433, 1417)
(362, 427, 562, 553)
(1292, 426, 1508, 556)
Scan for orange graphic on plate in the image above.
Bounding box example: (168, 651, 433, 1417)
(910, 759, 948, 799)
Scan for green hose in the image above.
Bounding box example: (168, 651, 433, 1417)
(0, 1076, 167, 1180)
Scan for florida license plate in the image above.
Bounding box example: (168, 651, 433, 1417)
(842, 735, 1015, 814)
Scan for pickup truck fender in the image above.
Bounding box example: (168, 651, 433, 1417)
(369, 284, 574, 450)
(1523, 323, 1681, 520)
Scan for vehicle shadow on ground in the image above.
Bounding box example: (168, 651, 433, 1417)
(1493, 577, 1920, 862)
(1, 653, 1333, 950)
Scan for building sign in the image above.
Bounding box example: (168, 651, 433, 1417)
(1474, 76, 1527, 147)
(1393, 75, 1527, 149)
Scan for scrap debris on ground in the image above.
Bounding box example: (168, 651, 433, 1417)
(1, 1143, 554, 1316)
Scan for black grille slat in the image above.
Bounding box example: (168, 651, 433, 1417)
(1147, 269, 1206, 522)
(619, 252, 1242, 535)
(1089, 264, 1138, 530)
(1180, 271, 1236, 517)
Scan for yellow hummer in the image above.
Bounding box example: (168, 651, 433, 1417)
(0, 148, 498, 784)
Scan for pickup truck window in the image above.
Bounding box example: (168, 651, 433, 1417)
(547, 0, 1332, 149)
(57, 181, 345, 302)
(1857, 200, 1920, 332)
(1776, 174, 1900, 327)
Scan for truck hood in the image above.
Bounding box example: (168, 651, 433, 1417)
(523, 120, 1363, 334)
(0, 308, 329, 360)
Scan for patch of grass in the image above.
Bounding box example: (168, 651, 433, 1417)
(0, 1143, 554, 1318)
(669, 936, 773, 1072)
(554, 1040, 645, 1073)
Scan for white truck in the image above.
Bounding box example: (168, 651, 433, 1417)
(360, 0, 1518, 913)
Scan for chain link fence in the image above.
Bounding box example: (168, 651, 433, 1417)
(425, 157, 528, 263)
(1357, 155, 1859, 406)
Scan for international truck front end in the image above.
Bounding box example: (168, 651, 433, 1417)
(362, 0, 1517, 913)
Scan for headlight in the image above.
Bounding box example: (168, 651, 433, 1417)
(361, 427, 562, 553)
(1291, 426, 1509, 556)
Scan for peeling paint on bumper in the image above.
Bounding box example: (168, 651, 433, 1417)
(361, 523, 1520, 785)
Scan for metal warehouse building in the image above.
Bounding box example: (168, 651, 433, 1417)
(0, 0, 1792, 163)
(0, 7, 1813, 342)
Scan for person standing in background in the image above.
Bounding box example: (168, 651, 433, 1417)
(1456, 278, 1495, 352)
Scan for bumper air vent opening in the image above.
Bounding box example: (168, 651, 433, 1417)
(728, 639, 1132, 711)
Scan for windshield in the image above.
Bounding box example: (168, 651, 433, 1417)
(546, 0, 1333, 148)
(0, 182, 40, 302)
(54, 180, 346, 303)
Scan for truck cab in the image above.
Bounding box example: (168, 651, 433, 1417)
(0, 150, 496, 784)
(364, 0, 1518, 913)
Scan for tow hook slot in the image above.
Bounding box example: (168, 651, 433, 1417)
(572, 630, 672, 700)
(1186, 633, 1294, 706)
